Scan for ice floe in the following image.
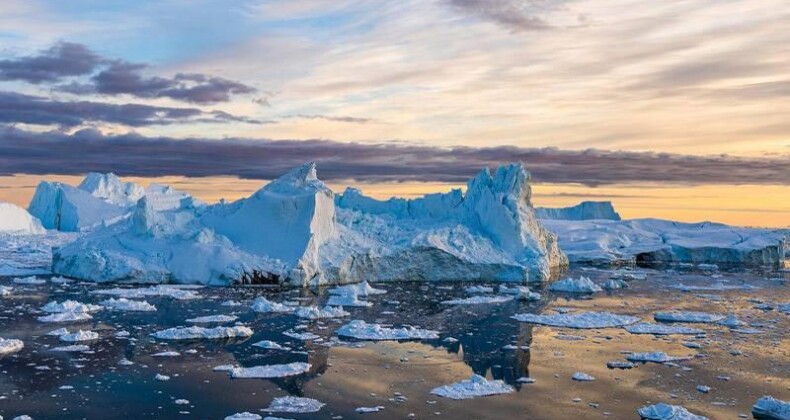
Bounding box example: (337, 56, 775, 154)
(548, 276, 602, 293)
(511, 311, 640, 329)
(13, 276, 46, 285)
(151, 326, 253, 340)
(282, 331, 321, 341)
(326, 293, 373, 307)
(637, 403, 708, 420)
(336, 320, 439, 340)
(92, 285, 200, 300)
(356, 406, 385, 414)
(186, 314, 238, 323)
(571, 372, 596, 381)
(230, 362, 311, 379)
(37, 311, 93, 323)
(251, 297, 294, 313)
(751, 396, 790, 420)
(0, 337, 24, 355)
(441, 295, 513, 305)
(265, 396, 325, 413)
(654, 311, 725, 323)
(42, 299, 101, 313)
(498, 285, 541, 300)
(224, 413, 262, 420)
(100, 298, 157, 312)
(430, 374, 514, 400)
(59, 330, 99, 342)
(51, 344, 90, 352)
(625, 323, 705, 335)
(294, 305, 350, 320)
(626, 352, 693, 364)
(252, 340, 290, 350)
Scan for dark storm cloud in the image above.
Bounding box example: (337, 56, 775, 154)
(0, 91, 264, 127)
(0, 42, 102, 84)
(1, 126, 788, 186)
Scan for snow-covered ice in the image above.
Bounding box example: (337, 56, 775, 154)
(430, 374, 514, 400)
(264, 396, 325, 413)
(151, 326, 253, 340)
(336, 320, 439, 340)
(230, 362, 311, 379)
(511, 311, 640, 329)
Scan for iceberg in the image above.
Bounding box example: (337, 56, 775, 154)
(536, 201, 621, 221)
(0, 202, 45, 234)
(548, 276, 602, 293)
(542, 218, 786, 267)
(251, 297, 294, 313)
(51, 162, 567, 286)
(294, 305, 350, 320)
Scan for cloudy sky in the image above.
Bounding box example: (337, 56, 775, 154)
(0, 0, 788, 226)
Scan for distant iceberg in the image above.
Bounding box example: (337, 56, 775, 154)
(0, 202, 45, 235)
(536, 201, 621, 221)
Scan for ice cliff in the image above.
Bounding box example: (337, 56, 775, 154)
(52, 162, 567, 286)
(535, 201, 621, 221)
(0, 202, 45, 234)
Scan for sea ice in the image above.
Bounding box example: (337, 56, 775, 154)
(252, 340, 290, 350)
(42, 300, 101, 313)
(92, 285, 200, 300)
(637, 403, 708, 420)
(356, 406, 385, 413)
(751, 396, 790, 420)
(225, 413, 262, 420)
(326, 293, 373, 307)
(0, 337, 24, 355)
(100, 298, 157, 312)
(625, 323, 705, 335)
(37, 311, 93, 323)
(59, 330, 99, 342)
(626, 352, 693, 364)
(186, 314, 238, 323)
(265, 396, 325, 413)
(654, 311, 726, 323)
(13, 276, 46, 285)
(151, 326, 254, 340)
(430, 374, 514, 400)
(511, 311, 640, 329)
(230, 362, 312, 379)
(498, 285, 541, 300)
(329, 281, 386, 296)
(465, 285, 494, 294)
(294, 305, 350, 320)
(251, 297, 294, 313)
(51, 345, 90, 352)
(282, 331, 321, 341)
(336, 320, 439, 340)
(571, 372, 596, 381)
(46, 327, 69, 336)
(548, 276, 602, 293)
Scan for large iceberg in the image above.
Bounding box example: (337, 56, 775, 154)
(0, 202, 45, 234)
(536, 201, 621, 221)
(28, 172, 196, 232)
(52, 162, 568, 286)
(541, 218, 786, 266)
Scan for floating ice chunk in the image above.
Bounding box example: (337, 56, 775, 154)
(59, 330, 99, 342)
(626, 352, 693, 364)
(441, 295, 513, 305)
(716, 315, 744, 328)
(0, 337, 24, 355)
(153, 351, 181, 357)
(336, 320, 439, 341)
(498, 285, 541, 301)
(431, 374, 514, 400)
(221, 300, 243, 307)
(465, 285, 494, 294)
(602, 279, 628, 290)
(230, 362, 312, 379)
(13, 276, 46, 285)
(637, 403, 708, 420)
(295, 305, 350, 320)
(571, 372, 595, 381)
(696, 385, 710, 393)
(115, 330, 130, 338)
(654, 311, 725, 323)
(606, 360, 635, 369)
(252, 340, 290, 350)
(101, 298, 157, 312)
(549, 276, 602, 293)
(50, 275, 72, 284)
(511, 311, 640, 329)
(92, 285, 200, 300)
(52, 344, 90, 352)
(225, 413, 262, 420)
(118, 358, 134, 365)
(186, 314, 238, 323)
(42, 299, 102, 314)
(625, 323, 705, 335)
(778, 303, 790, 315)
(517, 377, 536, 383)
(326, 294, 373, 307)
(751, 396, 790, 420)
(264, 396, 325, 413)
(670, 282, 756, 291)
(356, 406, 385, 414)
(282, 331, 321, 340)
(329, 281, 386, 296)
(47, 327, 70, 336)
(37, 311, 93, 323)
(0, 285, 12, 296)
(213, 364, 235, 372)
(250, 297, 294, 313)
(155, 373, 170, 381)
(151, 326, 254, 340)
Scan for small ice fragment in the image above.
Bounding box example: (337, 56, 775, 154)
(265, 395, 325, 413)
(441, 296, 513, 305)
(431, 374, 514, 400)
(571, 372, 595, 381)
(654, 311, 725, 324)
(465, 285, 494, 294)
(626, 352, 692, 364)
(637, 403, 708, 420)
(549, 276, 602, 293)
(51, 344, 90, 352)
(250, 297, 294, 313)
(696, 385, 710, 393)
(602, 279, 629, 290)
(511, 312, 640, 329)
(186, 314, 238, 323)
(59, 330, 99, 342)
(150, 326, 253, 340)
(326, 293, 373, 307)
(625, 323, 705, 335)
(230, 362, 312, 379)
(356, 406, 385, 414)
(606, 360, 635, 369)
(13, 276, 45, 285)
(37, 311, 93, 323)
(118, 358, 134, 366)
(282, 331, 321, 341)
(0, 337, 24, 355)
(155, 373, 170, 381)
(225, 413, 262, 420)
(46, 327, 70, 336)
(329, 281, 386, 296)
(252, 340, 290, 350)
(101, 298, 156, 312)
(153, 351, 181, 357)
(336, 320, 439, 341)
(517, 377, 536, 383)
(294, 305, 349, 320)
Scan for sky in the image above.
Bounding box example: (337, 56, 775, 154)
(0, 0, 788, 226)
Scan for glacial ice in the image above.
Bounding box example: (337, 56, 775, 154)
(0, 202, 45, 234)
(150, 326, 254, 340)
(264, 396, 325, 413)
(51, 163, 567, 286)
(336, 320, 439, 340)
(430, 374, 514, 400)
(0, 337, 24, 355)
(637, 403, 708, 420)
(230, 362, 312, 379)
(536, 201, 621, 221)
(328, 281, 386, 296)
(752, 396, 790, 420)
(511, 311, 641, 329)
